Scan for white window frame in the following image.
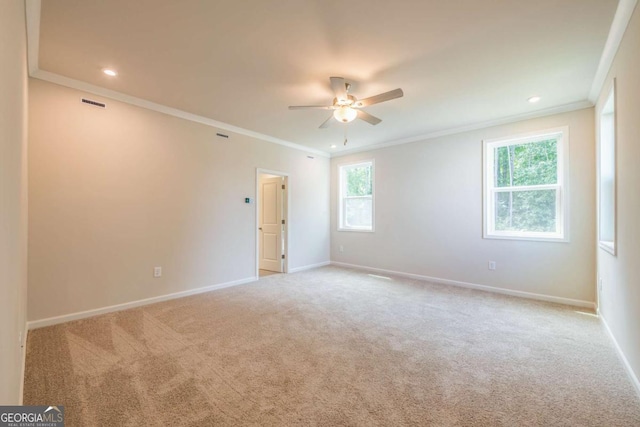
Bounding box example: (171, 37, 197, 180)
(338, 160, 375, 232)
(598, 81, 616, 255)
(483, 127, 569, 242)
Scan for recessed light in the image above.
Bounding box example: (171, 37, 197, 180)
(330, 144, 337, 149)
(528, 96, 541, 103)
(103, 69, 118, 77)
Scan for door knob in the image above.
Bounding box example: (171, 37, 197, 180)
(259, 227, 263, 231)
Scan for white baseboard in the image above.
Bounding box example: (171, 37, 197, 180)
(27, 276, 258, 330)
(26, 261, 332, 329)
(600, 314, 640, 399)
(289, 261, 331, 273)
(19, 321, 28, 405)
(331, 261, 596, 309)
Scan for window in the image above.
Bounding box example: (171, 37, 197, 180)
(339, 160, 374, 231)
(483, 128, 568, 241)
(598, 83, 616, 255)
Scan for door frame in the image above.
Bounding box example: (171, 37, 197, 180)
(256, 168, 289, 277)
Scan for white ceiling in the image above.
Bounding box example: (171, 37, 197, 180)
(36, 0, 618, 154)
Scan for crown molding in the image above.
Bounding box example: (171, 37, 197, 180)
(588, 0, 638, 103)
(331, 100, 593, 158)
(31, 70, 330, 157)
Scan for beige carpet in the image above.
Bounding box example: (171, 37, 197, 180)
(24, 266, 640, 426)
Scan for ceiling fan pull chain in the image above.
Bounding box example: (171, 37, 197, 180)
(344, 124, 348, 146)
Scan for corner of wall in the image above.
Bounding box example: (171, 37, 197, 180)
(600, 313, 640, 398)
(0, 0, 29, 405)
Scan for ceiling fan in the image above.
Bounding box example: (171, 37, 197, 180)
(288, 77, 404, 129)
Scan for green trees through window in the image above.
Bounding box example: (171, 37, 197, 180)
(494, 139, 558, 233)
(339, 161, 374, 231)
(346, 164, 372, 197)
(494, 139, 557, 188)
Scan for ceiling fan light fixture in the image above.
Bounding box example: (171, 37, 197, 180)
(333, 106, 357, 123)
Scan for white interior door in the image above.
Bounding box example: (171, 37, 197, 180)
(259, 176, 283, 272)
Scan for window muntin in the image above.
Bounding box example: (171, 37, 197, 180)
(484, 129, 568, 241)
(339, 161, 374, 231)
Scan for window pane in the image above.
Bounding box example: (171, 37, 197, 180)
(495, 190, 556, 233)
(345, 165, 372, 197)
(599, 90, 615, 245)
(494, 139, 558, 187)
(345, 197, 372, 228)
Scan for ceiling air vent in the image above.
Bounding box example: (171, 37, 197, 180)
(216, 133, 229, 139)
(81, 98, 106, 108)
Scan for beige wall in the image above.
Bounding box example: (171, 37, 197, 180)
(331, 108, 596, 303)
(28, 79, 330, 322)
(596, 4, 640, 389)
(0, 1, 29, 404)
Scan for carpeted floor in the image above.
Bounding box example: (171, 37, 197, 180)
(24, 266, 640, 426)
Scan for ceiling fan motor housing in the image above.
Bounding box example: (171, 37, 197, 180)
(334, 94, 357, 107)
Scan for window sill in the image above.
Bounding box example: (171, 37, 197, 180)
(338, 227, 374, 233)
(599, 241, 616, 255)
(483, 233, 568, 243)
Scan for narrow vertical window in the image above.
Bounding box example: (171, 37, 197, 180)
(599, 84, 616, 254)
(483, 128, 568, 241)
(338, 160, 374, 231)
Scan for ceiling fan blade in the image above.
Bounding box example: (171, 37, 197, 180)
(357, 110, 382, 125)
(288, 105, 334, 110)
(330, 77, 348, 103)
(319, 114, 334, 129)
(356, 88, 404, 107)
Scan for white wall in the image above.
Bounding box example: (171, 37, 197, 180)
(331, 108, 596, 304)
(0, 1, 29, 404)
(28, 79, 330, 322)
(596, 4, 640, 390)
